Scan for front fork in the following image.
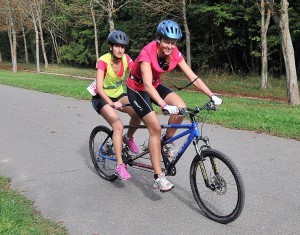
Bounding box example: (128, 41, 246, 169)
(193, 136, 219, 190)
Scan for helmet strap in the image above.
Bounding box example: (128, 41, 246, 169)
(156, 35, 162, 43)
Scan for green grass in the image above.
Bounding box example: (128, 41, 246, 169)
(0, 177, 68, 234)
(179, 92, 300, 139)
(163, 71, 289, 101)
(1, 61, 292, 100)
(1, 61, 96, 79)
(0, 67, 299, 140)
(0, 70, 92, 100)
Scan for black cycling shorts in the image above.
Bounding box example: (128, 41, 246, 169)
(92, 93, 127, 114)
(127, 85, 173, 118)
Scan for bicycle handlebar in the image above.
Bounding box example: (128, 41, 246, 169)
(186, 101, 217, 115)
(112, 101, 217, 117)
(163, 101, 217, 116)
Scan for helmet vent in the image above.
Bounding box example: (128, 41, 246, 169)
(156, 20, 182, 40)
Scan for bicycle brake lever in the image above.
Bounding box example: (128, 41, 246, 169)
(207, 102, 217, 110)
(178, 108, 189, 117)
(163, 109, 170, 115)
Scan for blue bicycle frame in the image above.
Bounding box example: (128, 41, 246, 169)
(160, 122, 201, 164)
(98, 119, 208, 173)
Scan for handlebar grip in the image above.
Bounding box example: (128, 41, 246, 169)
(207, 101, 217, 110)
(163, 110, 170, 115)
(111, 104, 131, 109)
(163, 108, 188, 116)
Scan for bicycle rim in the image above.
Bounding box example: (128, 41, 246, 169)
(89, 126, 118, 181)
(190, 149, 245, 223)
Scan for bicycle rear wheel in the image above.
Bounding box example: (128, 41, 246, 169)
(190, 149, 245, 224)
(89, 125, 118, 181)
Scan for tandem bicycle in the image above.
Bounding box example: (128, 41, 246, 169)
(89, 101, 245, 224)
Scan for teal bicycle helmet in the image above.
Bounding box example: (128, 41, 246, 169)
(156, 20, 182, 40)
(107, 30, 129, 46)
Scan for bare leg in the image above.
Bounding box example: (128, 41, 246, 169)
(119, 96, 141, 138)
(164, 92, 186, 139)
(100, 105, 124, 165)
(142, 111, 162, 174)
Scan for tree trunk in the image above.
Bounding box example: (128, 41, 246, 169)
(7, 1, 17, 72)
(39, 25, 48, 68)
(270, 0, 299, 105)
(48, 27, 61, 64)
(250, 40, 255, 73)
(182, 0, 191, 67)
(280, 1, 300, 105)
(260, 0, 271, 89)
(21, 24, 29, 64)
(31, 11, 40, 74)
(37, 12, 48, 68)
(7, 28, 13, 66)
(243, 49, 251, 73)
(91, 1, 99, 60)
(28, 1, 40, 74)
(35, 26, 40, 74)
(12, 25, 17, 72)
(108, 0, 114, 31)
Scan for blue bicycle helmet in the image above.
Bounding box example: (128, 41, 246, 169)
(156, 20, 182, 41)
(107, 30, 129, 46)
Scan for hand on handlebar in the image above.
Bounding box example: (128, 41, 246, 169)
(210, 95, 222, 105)
(112, 101, 123, 110)
(163, 105, 179, 115)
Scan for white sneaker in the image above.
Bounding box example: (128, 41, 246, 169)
(153, 173, 174, 192)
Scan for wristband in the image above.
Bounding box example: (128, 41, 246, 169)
(160, 102, 167, 109)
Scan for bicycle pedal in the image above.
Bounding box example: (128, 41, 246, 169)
(167, 167, 177, 176)
(125, 156, 134, 166)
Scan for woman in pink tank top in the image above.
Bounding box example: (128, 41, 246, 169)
(127, 20, 222, 192)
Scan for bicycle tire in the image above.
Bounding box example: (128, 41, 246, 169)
(89, 125, 118, 181)
(190, 149, 245, 224)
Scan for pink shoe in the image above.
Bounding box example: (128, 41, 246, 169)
(115, 163, 131, 180)
(123, 134, 139, 154)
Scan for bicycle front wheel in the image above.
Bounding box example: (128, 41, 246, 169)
(190, 149, 245, 224)
(89, 125, 118, 181)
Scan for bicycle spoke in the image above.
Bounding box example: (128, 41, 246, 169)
(89, 126, 117, 181)
(190, 149, 245, 223)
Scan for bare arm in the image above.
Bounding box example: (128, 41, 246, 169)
(177, 58, 214, 97)
(141, 61, 166, 107)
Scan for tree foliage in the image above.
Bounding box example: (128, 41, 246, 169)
(0, 0, 299, 79)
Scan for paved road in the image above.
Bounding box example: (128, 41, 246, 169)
(1, 84, 299, 235)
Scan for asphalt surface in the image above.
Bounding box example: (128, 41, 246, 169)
(0, 84, 299, 235)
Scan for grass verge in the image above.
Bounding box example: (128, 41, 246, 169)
(0, 177, 67, 234)
(0, 68, 299, 140)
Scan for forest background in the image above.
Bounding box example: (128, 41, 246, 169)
(1, 1, 300, 233)
(0, 0, 299, 104)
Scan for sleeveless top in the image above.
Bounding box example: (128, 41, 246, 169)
(98, 53, 129, 98)
(126, 41, 183, 91)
